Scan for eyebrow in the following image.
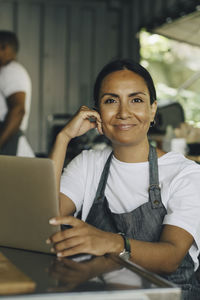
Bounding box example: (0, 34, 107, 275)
(100, 92, 147, 99)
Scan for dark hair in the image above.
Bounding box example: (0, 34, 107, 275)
(0, 30, 19, 53)
(93, 58, 156, 107)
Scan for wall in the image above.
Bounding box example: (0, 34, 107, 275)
(0, 0, 140, 154)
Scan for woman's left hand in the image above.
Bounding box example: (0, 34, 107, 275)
(47, 216, 122, 258)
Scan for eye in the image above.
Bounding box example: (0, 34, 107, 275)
(104, 98, 117, 104)
(131, 98, 143, 103)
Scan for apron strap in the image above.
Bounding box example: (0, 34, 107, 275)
(148, 145, 163, 209)
(0, 125, 23, 156)
(93, 151, 113, 203)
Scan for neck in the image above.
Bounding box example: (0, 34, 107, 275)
(0, 58, 14, 68)
(4, 58, 14, 65)
(112, 138, 150, 163)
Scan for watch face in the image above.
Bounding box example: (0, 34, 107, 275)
(119, 250, 130, 261)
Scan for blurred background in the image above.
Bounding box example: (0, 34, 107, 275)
(0, 0, 200, 158)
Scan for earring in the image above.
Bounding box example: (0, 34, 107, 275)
(150, 120, 156, 127)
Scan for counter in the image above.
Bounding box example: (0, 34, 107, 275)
(0, 246, 181, 300)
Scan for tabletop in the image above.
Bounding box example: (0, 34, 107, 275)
(0, 246, 181, 300)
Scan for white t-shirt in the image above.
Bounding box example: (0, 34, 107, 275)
(0, 60, 34, 157)
(61, 147, 200, 270)
(0, 60, 31, 131)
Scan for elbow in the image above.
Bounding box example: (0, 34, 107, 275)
(19, 107, 25, 117)
(16, 107, 25, 124)
(159, 261, 180, 275)
(11, 106, 25, 120)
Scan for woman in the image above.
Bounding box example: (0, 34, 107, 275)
(47, 59, 200, 299)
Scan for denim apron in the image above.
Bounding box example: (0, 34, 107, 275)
(0, 122, 23, 155)
(85, 144, 200, 300)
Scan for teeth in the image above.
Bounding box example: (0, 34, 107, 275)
(118, 125, 133, 129)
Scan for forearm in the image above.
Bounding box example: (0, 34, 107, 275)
(0, 108, 24, 148)
(49, 132, 71, 195)
(107, 233, 178, 274)
(110, 226, 192, 274)
(128, 239, 179, 274)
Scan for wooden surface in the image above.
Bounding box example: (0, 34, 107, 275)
(0, 252, 36, 295)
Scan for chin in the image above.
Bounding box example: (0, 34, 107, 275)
(111, 139, 138, 147)
(110, 135, 148, 148)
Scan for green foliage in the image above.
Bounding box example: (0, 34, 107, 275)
(140, 30, 172, 62)
(140, 30, 200, 126)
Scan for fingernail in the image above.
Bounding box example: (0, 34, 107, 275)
(46, 239, 51, 244)
(49, 218, 57, 224)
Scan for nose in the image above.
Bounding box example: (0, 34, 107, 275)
(116, 103, 131, 119)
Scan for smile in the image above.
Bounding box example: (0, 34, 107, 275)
(114, 124, 135, 130)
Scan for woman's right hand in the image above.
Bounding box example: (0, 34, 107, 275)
(61, 106, 103, 141)
(49, 106, 103, 194)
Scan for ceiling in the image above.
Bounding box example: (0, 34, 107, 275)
(139, 0, 200, 48)
(141, 1, 200, 90)
(151, 10, 200, 48)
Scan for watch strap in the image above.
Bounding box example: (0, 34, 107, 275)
(118, 232, 131, 259)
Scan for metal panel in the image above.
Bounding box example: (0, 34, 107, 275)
(67, 4, 81, 114)
(0, 2, 14, 30)
(120, 1, 133, 58)
(130, 0, 140, 62)
(106, 9, 121, 60)
(93, 2, 108, 77)
(41, 3, 69, 152)
(79, 7, 95, 108)
(17, 2, 42, 151)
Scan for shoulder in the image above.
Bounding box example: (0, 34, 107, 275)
(1, 61, 30, 81)
(158, 151, 200, 170)
(5, 61, 27, 71)
(0, 61, 31, 96)
(159, 151, 200, 189)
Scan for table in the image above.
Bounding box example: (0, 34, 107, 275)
(0, 246, 181, 300)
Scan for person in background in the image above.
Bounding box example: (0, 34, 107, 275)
(48, 59, 200, 300)
(0, 30, 34, 156)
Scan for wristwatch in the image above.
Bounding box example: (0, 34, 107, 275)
(118, 232, 131, 260)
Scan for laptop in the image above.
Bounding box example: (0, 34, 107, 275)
(0, 155, 60, 254)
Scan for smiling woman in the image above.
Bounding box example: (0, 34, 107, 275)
(49, 59, 200, 300)
(98, 70, 157, 160)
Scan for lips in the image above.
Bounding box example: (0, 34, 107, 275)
(114, 124, 136, 130)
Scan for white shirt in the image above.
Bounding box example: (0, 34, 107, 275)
(61, 148, 200, 270)
(0, 60, 31, 131)
(0, 60, 34, 157)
